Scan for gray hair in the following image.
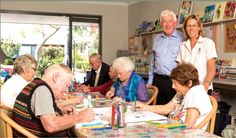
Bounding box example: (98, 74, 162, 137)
(89, 53, 101, 62)
(160, 10, 177, 22)
(112, 57, 135, 72)
(13, 54, 37, 74)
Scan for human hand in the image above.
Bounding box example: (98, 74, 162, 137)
(146, 84, 150, 87)
(106, 90, 114, 99)
(204, 82, 209, 91)
(64, 105, 76, 115)
(135, 101, 146, 110)
(77, 108, 95, 122)
(77, 84, 86, 91)
(82, 86, 91, 93)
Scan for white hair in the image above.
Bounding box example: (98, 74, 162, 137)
(160, 10, 177, 22)
(112, 57, 135, 72)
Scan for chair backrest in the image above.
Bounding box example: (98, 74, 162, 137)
(0, 103, 13, 138)
(145, 85, 159, 105)
(195, 95, 218, 134)
(0, 106, 38, 138)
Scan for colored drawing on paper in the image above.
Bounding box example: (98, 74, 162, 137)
(223, 1, 236, 20)
(224, 21, 236, 52)
(202, 5, 215, 23)
(213, 2, 226, 22)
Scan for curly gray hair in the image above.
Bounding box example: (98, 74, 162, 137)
(13, 54, 37, 74)
(112, 57, 135, 72)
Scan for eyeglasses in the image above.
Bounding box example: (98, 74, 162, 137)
(31, 67, 37, 71)
(186, 24, 199, 28)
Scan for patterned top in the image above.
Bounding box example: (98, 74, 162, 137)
(112, 71, 149, 102)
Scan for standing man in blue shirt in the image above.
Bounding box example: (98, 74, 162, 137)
(147, 10, 184, 105)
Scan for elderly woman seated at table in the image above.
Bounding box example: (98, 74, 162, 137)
(106, 57, 149, 102)
(1, 54, 37, 108)
(136, 63, 212, 130)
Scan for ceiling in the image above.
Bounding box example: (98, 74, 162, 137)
(1, 13, 69, 25)
(0, 1, 140, 25)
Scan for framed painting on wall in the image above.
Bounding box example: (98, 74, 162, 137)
(224, 21, 236, 52)
(178, 0, 193, 25)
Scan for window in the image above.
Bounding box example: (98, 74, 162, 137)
(0, 11, 101, 81)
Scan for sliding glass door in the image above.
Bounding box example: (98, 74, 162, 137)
(70, 17, 101, 83)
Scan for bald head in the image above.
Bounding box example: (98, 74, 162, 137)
(42, 64, 73, 99)
(43, 64, 72, 78)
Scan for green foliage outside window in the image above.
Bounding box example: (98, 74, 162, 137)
(72, 53, 90, 71)
(37, 46, 64, 77)
(0, 38, 20, 65)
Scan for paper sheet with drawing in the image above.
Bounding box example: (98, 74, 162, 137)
(125, 110, 167, 123)
(75, 107, 167, 128)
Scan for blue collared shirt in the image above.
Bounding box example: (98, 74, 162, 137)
(147, 29, 183, 85)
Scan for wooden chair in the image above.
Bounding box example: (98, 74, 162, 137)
(145, 85, 158, 105)
(0, 105, 38, 138)
(195, 95, 218, 134)
(0, 103, 12, 112)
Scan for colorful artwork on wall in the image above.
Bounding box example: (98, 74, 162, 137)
(202, 5, 215, 23)
(213, 2, 226, 22)
(224, 21, 236, 52)
(178, 0, 193, 25)
(223, 1, 236, 20)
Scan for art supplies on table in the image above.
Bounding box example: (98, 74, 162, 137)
(146, 121, 187, 129)
(90, 98, 112, 108)
(111, 98, 127, 128)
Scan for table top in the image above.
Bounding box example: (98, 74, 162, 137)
(75, 123, 219, 137)
(74, 107, 219, 138)
(70, 93, 219, 138)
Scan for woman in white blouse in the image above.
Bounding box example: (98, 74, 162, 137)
(136, 63, 212, 130)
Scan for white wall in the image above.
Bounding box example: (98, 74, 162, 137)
(1, 1, 129, 64)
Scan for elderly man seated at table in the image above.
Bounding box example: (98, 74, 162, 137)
(81, 53, 110, 87)
(106, 57, 149, 102)
(81, 65, 117, 96)
(136, 63, 212, 130)
(1, 54, 37, 109)
(12, 64, 94, 137)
